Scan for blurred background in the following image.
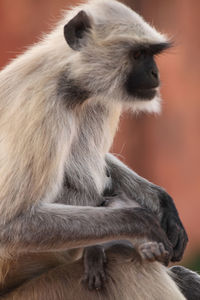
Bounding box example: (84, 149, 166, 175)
(0, 0, 199, 270)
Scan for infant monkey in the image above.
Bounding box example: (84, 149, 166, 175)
(83, 240, 169, 290)
(83, 194, 169, 291)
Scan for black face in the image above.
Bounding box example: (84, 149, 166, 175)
(125, 42, 171, 100)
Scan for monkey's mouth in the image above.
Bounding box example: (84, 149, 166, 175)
(133, 88, 157, 101)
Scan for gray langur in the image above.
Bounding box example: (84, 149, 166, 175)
(0, 0, 199, 299)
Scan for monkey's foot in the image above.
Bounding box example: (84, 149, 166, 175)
(138, 242, 169, 264)
(82, 246, 107, 291)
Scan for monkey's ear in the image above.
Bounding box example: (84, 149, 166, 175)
(64, 11, 92, 51)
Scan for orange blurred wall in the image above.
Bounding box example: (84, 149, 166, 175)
(117, 0, 200, 258)
(0, 0, 199, 259)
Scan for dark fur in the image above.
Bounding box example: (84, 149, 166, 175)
(125, 49, 159, 99)
(64, 10, 92, 51)
(170, 266, 200, 300)
(57, 73, 90, 107)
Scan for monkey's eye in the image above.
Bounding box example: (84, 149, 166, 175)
(132, 49, 147, 60)
(133, 50, 142, 59)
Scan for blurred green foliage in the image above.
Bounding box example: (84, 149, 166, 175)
(184, 251, 200, 274)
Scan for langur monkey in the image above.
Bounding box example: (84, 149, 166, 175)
(0, 0, 199, 299)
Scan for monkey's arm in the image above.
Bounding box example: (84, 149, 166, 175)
(105, 153, 188, 262)
(0, 203, 172, 255)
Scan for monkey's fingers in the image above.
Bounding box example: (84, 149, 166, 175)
(81, 273, 89, 285)
(159, 191, 188, 262)
(170, 228, 188, 262)
(166, 216, 188, 262)
(138, 208, 173, 260)
(139, 242, 169, 265)
(158, 242, 170, 265)
(94, 272, 107, 290)
(82, 273, 95, 291)
(83, 271, 106, 291)
(88, 275, 95, 291)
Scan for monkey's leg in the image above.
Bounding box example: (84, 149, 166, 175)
(2, 252, 185, 300)
(0, 249, 84, 296)
(169, 266, 200, 300)
(82, 240, 169, 290)
(105, 153, 188, 261)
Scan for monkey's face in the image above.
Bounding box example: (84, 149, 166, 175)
(125, 45, 162, 100)
(63, 1, 170, 113)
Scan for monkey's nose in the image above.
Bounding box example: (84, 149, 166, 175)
(149, 67, 159, 88)
(151, 70, 158, 80)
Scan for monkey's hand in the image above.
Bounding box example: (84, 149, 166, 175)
(105, 153, 188, 262)
(130, 207, 173, 265)
(158, 189, 188, 262)
(101, 197, 173, 265)
(82, 245, 107, 291)
(138, 242, 169, 266)
(102, 189, 188, 263)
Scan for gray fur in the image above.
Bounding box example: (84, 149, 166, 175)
(170, 266, 200, 300)
(57, 72, 90, 107)
(105, 153, 162, 214)
(0, 0, 190, 299)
